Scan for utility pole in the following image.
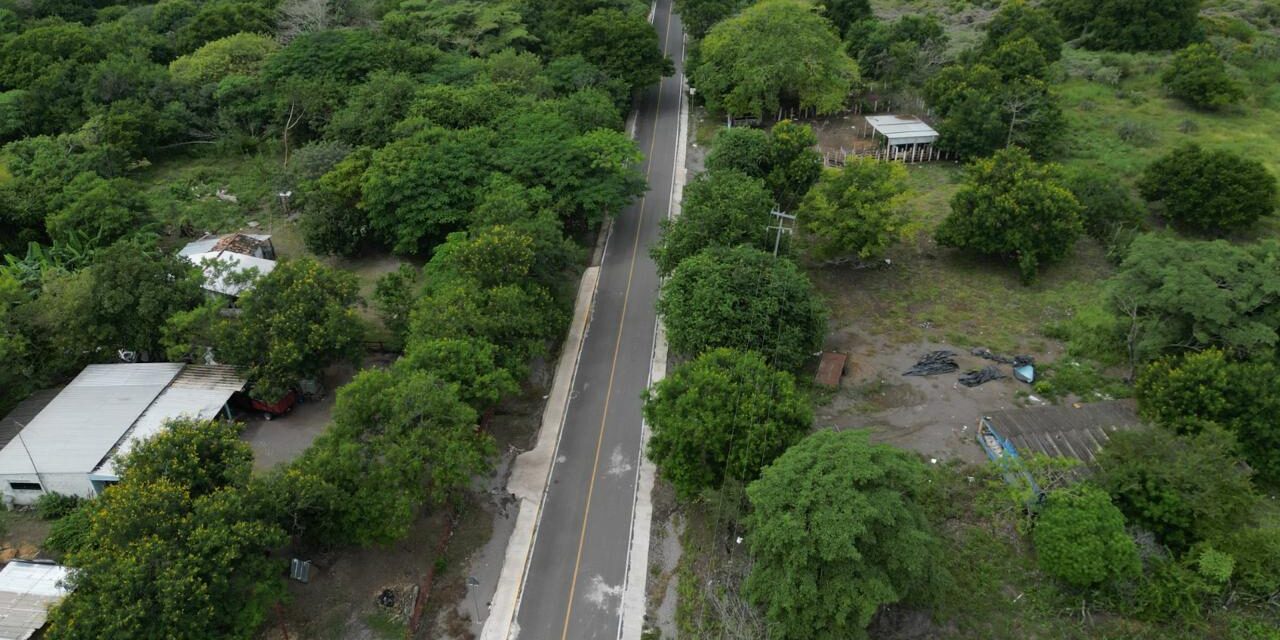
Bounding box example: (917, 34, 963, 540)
(766, 207, 796, 257)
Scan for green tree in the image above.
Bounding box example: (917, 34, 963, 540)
(978, 0, 1064, 63)
(1048, 0, 1201, 52)
(168, 32, 279, 86)
(556, 8, 672, 93)
(798, 158, 909, 261)
(290, 367, 491, 545)
(1033, 485, 1141, 588)
(935, 147, 1082, 282)
(675, 0, 748, 39)
(45, 420, 283, 640)
(372, 264, 418, 340)
(1136, 349, 1280, 484)
(326, 71, 418, 148)
(399, 337, 519, 412)
(1062, 165, 1144, 245)
(819, 0, 871, 37)
(765, 120, 824, 210)
(175, 1, 277, 53)
(217, 257, 364, 400)
(85, 239, 204, 358)
(651, 169, 774, 276)
(850, 14, 949, 86)
(1096, 426, 1256, 551)
(642, 349, 812, 497)
(1107, 235, 1280, 363)
(745, 429, 943, 640)
(301, 147, 373, 257)
(1138, 144, 1276, 233)
(924, 63, 1066, 158)
(1162, 43, 1245, 110)
(657, 245, 825, 370)
(705, 126, 770, 178)
(693, 0, 858, 118)
(383, 0, 535, 57)
(46, 175, 153, 248)
(362, 126, 496, 254)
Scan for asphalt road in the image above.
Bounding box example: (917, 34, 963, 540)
(514, 2, 685, 639)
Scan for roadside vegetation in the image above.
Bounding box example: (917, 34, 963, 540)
(0, 0, 665, 637)
(655, 0, 1280, 638)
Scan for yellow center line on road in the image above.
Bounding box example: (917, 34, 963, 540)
(558, 3, 676, 638)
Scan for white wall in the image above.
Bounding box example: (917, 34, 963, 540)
(0, 473, 96, 506)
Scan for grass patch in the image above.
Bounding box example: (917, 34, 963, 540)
(362, 610, 406, 639)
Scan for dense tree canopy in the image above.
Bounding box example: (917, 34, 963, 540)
(1107, 235, 1280, 362)
(936, 147, 1083, 282)
(848, 14, 949, 87)
(1062, 166, 1144, 245)
(1033, 485, 1141, 588)
(643, 349, 812, 497)
(1137, 144, 1277, 233)
(657, 245, 825, 370)
(692, 0, 858, 118)
(651, 169, 774, 276)
(1096, 426, 1256, 551)
(556, 8, 672, 93)
(798, 158, 910, 261)
(704, 122, 823, 210)
(1048, 0, 1202, 52)
(1136, 349, 1280, 484)
(924, 62, 1066, 158)
(978, 0, 1064, 63)
(746, 430, 943, 640)
(675, 0, 748, 39)
(45, 419, 284, 640)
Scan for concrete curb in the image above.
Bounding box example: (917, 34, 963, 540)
(618, 32, 690, 640)
(482, 266, 600, 640)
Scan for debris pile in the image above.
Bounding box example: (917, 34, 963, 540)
(959, 366, 1007, 387)
(902, 351, 959, 376)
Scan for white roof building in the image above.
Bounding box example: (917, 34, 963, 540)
(0, 561, 70, 640)
(865, 115, 940, 147)
(0, 363, 246, 505)
(179, 233, 276, 297)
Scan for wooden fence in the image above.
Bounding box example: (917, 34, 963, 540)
(820, 143, 956, 167)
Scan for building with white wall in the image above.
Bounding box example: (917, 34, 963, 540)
(0, 363, 245, 506)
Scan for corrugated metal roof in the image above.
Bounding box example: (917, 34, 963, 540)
(0, 561, 70, 640)
(94, 365, 245, 478)
(0, 388, 61, 454)
(187, 251, 276, 297)
(865, 115, 939, 144)
(0, 363, 244, 477)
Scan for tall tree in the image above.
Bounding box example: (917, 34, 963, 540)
(1138, 144, 1276, 233)
(652, 169, 774, 275)
(85, 239, 204, 358)
(45, 419, 284, 640)
(1162, 44, 1245, 110)
(978, 0, 1064, 63)
(798, 157, 910, 261)
(693, 0, 859, 118)
(1106, 235, 1280, 363)
(1096, 426, 1256, 551)
(555, 8, 672, 93)
(657, 245, 825, 370)
(935, 147, 1082, 282)
(924, 63, 1066, 158)
(1047, 0, 1201, 52)
(745, 429, 943, 640)
(643, 349, 812, 497)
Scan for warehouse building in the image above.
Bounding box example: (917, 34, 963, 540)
(0, 363, 246, 506)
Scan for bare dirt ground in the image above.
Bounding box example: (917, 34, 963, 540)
(816, 328, 1047, 464)
(0, 512, 51, 562)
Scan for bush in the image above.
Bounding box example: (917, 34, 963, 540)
(1033, 485, 1140, 588)
(657, 246, 825, 371)
(1162, 43, 1245, 110)
(1138, 143, 1277, 233)
(935, 147, 1082, 282)
(35, 492, 83, 520)
(1062, 166, 1144, 246)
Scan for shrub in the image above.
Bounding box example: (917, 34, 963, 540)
(1138, 143, 1277, 233)
(1062, 166, 1144, 244)
(1162, 43, 1245, 110)
(1033, 485, 1140, 588)
(35, 492, 83, 520)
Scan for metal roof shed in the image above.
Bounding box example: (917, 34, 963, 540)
(0, 363, 246, 505)
(865, 115, 939, 147)
(0, 561, 70, 640)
